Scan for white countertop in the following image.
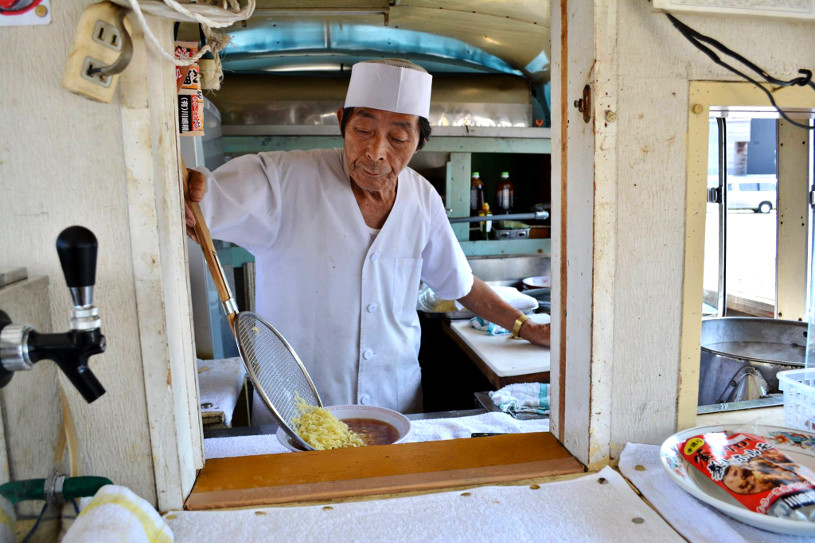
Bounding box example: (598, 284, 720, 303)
(166, 465, 682, 542)
(449, 313, 550, 377)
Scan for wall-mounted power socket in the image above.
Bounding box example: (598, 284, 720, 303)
(61, 1, 131, 103)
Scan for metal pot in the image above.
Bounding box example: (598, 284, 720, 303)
(698, 317, 806, 406)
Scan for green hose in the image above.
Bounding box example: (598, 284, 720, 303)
(0, 476, 112, 505)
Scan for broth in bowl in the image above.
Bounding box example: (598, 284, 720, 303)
(345, 418, 400, 446)
(277, 404, 411, 452)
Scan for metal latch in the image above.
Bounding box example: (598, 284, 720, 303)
(810, 188, 815, 208)
(573, 85, 591, 123)
(707, 187, 722, 205)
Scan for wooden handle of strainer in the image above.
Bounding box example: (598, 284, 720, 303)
(181, 158, 237, 330)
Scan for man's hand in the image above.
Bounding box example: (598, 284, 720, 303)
(185, 168, 207, 244)
(519, 320, 550, 347)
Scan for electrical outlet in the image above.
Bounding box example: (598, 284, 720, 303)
(61, 1, 131, 103)
(92, 19, 124, 52)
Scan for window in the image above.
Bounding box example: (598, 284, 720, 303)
(703, 112, 779, 317)
(682, 82, 815, 419)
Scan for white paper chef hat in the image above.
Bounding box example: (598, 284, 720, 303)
(344, 59, 432, 119)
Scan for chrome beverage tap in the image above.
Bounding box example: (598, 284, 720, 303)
(0, 226, 106, 402)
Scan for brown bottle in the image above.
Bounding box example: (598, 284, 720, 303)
(496, 171, 514, 214)
(470, 172, 485, 216)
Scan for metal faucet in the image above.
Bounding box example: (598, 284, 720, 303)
(0, 226, 106, 403)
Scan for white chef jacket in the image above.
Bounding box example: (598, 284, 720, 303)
(197, 148, 473, 417)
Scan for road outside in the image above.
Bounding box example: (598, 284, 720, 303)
(704, 206, 777, 307)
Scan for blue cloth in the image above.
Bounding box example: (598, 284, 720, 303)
(469, 316, 511, 336)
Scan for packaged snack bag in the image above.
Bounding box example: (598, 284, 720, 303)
(174, 40, 204, 136)
(681, 431, 815, 521)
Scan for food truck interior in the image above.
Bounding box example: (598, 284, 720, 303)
(181, 2, 554, 423)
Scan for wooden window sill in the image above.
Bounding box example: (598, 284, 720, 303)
(186, 432, 583, 510)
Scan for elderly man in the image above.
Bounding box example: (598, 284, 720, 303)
(186, 59, 549, 421)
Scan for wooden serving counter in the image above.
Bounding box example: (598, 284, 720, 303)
(186, 432, 582, 510)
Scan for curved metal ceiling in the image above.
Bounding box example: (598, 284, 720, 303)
(221, 1, 550, 80)
(222, 23, 527, 76)
(215, 1, 552, 124)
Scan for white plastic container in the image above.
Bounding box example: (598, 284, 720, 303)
(777, 368, 815, 430)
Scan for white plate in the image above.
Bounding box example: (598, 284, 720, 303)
(522, 275, 550, 289)
(660, 424, 815, 536)
(276, 404, 411, 452)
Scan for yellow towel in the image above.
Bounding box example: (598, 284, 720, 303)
(62, 485, 173, 543)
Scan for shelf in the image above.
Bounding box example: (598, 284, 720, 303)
(222, 125, 551, 139)
(216, 239, 551, 266)
(220, 124, 551, 156)
(216, 128, 552, 254)
(222, 135, 550, 155)
(460, 239, 550, 257)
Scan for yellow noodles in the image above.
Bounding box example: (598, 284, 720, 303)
(432, 299, 458, 312)
(291, 396, 364, 450)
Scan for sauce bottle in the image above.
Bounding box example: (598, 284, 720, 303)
(496, 171, 514, 214)
(470, 171, 485, 216)
(479, 202, 492, 240)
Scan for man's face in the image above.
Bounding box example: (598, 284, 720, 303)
(339, 107, 421, 193)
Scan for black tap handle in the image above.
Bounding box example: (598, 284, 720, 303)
(28, 329, 107, 403)
(58, 357, 106, 404)
(56, 226, 98, 289)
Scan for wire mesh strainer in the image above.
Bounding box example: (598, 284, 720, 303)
(183, 163, 322, 451)
(234, 311, 322, 450)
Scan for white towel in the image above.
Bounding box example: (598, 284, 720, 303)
(0, 496, 14, 543)
(204, 412, 550, 459)
(197, 357, 246, 427)
(165, 467, 683, 542)
(489, 383, 550, 415)
(62, 485, 173, 543)
(619, 443, 814, 543)
(404, 411, 549, 442)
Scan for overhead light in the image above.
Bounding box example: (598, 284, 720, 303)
(264, 63, 348, 72)
(252, 9, 387, 17)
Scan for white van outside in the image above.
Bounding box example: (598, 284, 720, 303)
(726, 175, 777, 213)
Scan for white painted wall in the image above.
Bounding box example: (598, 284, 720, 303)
(0, 2, 200, 510)
(0, 277, 59, 517)
(550, 0, 598, 464)
(556, 1, 815, 465)
(610, 3, 814, 455)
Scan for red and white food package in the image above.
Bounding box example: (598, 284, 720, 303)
(174, 40, 204, 136)
(681, 431, 815, 521)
